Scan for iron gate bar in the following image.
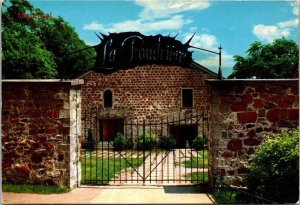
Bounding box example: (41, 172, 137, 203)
(202, 113, 205, 184)
(144, 150, 171, 180)
(155, 123, 158, 182)
(130, 120, 133, 183)
(183, 113, 187, 183)
(149, 120, 152, 184)
(137, 120, 139, 183)
(197, 113, 199, 183)
(84, 110, 87, 183)
(82, 110, 208, 185)
(89, 110, 92, 183)
(113, 148, 145, 179)
(142, 120, 145, 183)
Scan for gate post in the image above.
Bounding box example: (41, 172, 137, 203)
(69, 82, 83, 189)
(143, 119, 146, 184)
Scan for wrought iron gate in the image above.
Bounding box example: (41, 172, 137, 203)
(81, 109, 208, 185)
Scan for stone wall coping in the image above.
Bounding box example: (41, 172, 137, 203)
(206, 79, 299, 84)
(2, 79, 84, 85)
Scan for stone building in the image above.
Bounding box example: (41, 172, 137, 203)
(77, 32, 218, 146)
(79, 62, 216, 145)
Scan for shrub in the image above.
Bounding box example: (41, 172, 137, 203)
(113, 132, 127, 151)
(126, 137, 134, 149)
(160, 134, 176, 150)
(192, 136, 206, 150)
(137, 132, 157, 150)
(82, 128, 96, 151)
(245, 129, 299, 203)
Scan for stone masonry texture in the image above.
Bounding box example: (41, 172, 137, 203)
(80, 64, 216, 144)
(206, 80, 299, 188)
(2, 81, 81, 188)
(81, 64, 215, 121)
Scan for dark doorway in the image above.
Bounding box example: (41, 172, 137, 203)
(169, 125, 198, 148)
(99, 119, 124, 141)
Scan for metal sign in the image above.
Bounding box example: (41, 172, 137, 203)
(93, 32, 194, 74)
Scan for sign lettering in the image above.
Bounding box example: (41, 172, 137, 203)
(93, 32, 193, 74)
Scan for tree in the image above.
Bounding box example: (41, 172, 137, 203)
(244, 130, 299, 203)
(2, 0, 95, 79)
(2, 1, 57, 79)
(228, 38, 299, 79)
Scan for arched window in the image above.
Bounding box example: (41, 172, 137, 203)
(104, 90, 113, 108)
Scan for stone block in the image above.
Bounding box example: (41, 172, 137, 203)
(247, 129, 256, 138)
(242, 94, 253, 103)
(266, 109, 279, 122)
(253, 99, 264, 108)
(59, 110, 69, 119)
(244, 138, 261, 146)
(237, 112, 257, 124)
(227, 139, 242, 151)
(221, 151, 233, 158)
(288, 109, 299, 121)
(230, 102, 247, 112)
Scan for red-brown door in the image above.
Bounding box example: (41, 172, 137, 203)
(100, 119, 124, 141)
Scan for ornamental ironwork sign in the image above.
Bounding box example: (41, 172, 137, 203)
(93, 32, 194, 74)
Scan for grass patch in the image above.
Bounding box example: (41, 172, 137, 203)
(183, 150, 208, 168)
(2, 183, 69, 194)
(82, 157, 144, 184)
(211, 188, 238, 204)
(185, 172, 208, 184)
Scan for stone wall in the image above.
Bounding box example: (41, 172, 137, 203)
(206, 79, 299, 188)
(2, 80, 82, 188)
(81, 64, 215, 121)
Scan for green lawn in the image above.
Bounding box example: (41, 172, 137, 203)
(2, 183, 69, 194)
(183, 150, 208, 168)
(185, 172, 208, 184)
(81, 157, 144, 184)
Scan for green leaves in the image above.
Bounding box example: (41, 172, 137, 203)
(2, 0, 95, 79)
(228, 38, 299, 79)
(113, 132, 128, 151)
(245, 129, 299, 203)
(137, 132, 157, 150)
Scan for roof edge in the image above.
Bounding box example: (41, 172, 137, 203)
(190, 61, 218, 77)
(75, 62, 218, 79)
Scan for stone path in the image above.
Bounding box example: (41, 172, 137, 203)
(109, 149, 207, 185)
(3, 186, 215, 204)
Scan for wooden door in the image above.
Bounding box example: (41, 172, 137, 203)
(100, 119, 124, 141)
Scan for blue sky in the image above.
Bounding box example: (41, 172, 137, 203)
(30, 0, 299, 77)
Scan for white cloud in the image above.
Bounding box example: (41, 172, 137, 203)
(183, 33, 218, 50)
(182, 32, 234, 76)
(83, 0, 210, 36)
(253, 2, 299, 43)
(291, 2, 299, 16)
(83, 22, 105, 30)
(278, 18, 299, 28)
(293, 6, 299, 15)
(253, 17, 298, 43)
(83, 15, 192, 34)
(253, 24, 290, 42)
(196, 53, 233, 70)
(134, 0, 210, 20)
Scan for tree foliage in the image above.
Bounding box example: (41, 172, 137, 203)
(228, 38, 299, 79)
(2, 0, 96, 79)
(245, 129, 299, 203)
